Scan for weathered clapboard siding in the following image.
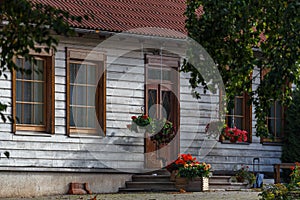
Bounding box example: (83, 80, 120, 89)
(0, 33, 282, 174)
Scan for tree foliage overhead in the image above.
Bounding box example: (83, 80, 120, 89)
(0, 0, 86, 122)
(184, 0, 300, 138)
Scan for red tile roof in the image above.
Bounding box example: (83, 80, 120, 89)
(32, 0, 187, 38)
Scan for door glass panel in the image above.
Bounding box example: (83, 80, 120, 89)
(162, 91, 171, 121)
(148, 68, 171, 81)
(148, 89, 157, 119)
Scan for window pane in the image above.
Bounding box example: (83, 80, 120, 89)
(236, 98, 243, 115)
(23, 104, 32, 124)
(276, 101, 282, 119)
(269, 103, 275, 118)
(74, 86, 86, 105)
(70, 63, 78, 84)
(87, 108, 96, 128)
(87, 86, 96, 106)
(16, 103, 22, 124)
(34, 104, 44, 125)
(16, 81, 23, 101)
(74, 64, 86, 84)
(34, 82, 44, 103)
(76, 107, 87, 128)
(234, 117, 243, 130)
(33, 60, 44, 81)
(87, 65, 96, 85)
(70, 106, 75, 127)
(23, 60, 32, 80)
(276, 118, 282, 137)
(16, 59, 23, 79)
(23, 82, 33, 102)
(227, 116, 234, 128)
(268, 118, 275, 135)
(70, 85, 74, 105)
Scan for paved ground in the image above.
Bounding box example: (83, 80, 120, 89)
(1, 191, 261, 200)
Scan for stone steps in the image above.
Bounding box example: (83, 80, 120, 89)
(119, 170, 249, 193)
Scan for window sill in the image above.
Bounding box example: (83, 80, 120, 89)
(14, 130, 52, 137)
(68, 132, 105, 139)
(261, 138, 283, 145)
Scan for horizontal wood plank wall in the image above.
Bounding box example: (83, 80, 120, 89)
(0, 36, 281, 173)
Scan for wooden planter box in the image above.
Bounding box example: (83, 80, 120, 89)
(175, 177, 209, 192)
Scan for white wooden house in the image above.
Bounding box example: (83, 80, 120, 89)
(0, 0, 282, 197)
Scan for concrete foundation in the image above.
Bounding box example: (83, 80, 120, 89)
(0, 171, 132, 198)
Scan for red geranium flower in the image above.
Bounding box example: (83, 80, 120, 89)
(131, 116, 137, 120)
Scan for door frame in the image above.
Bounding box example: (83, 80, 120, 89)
(144, 54, 180, 168)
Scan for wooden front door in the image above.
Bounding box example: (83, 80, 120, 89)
(144, 54, 180, 169)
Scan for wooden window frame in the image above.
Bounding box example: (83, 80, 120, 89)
(260, 69, 285, 143)
(12, 49, 55, 134)
(223, 93, 252, 143)
(66, 48, 106, 136)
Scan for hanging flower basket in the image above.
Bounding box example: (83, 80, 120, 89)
(149, 119, 176, 146)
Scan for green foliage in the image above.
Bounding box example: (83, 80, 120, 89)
(149, 119, 176, 146)
(259, 184, 289, 200)
(289, 163, 300, 191)
(185, 0, 300, 138)
(259, 163, 300, 200)
(235, 165, 256, 185)
(282, 90, 300, 163)
(0, 0, 86, 121)
(281, 90, 300, 182)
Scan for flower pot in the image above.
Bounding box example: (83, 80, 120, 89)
(170, 170, 178, 182)
(137, 126, 147, 133)
(219, 134, 225, 142)
(230, 138, 237, 143)
(236, 176, 245, 182)
(175, 177, 209, 192)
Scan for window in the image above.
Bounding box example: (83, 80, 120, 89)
(261, 69, 285, 142)
(267, 101, 284, 139)
(66, 48, 106, 136)
(224, 93, 252, 142)
(12, 50, 54, 133)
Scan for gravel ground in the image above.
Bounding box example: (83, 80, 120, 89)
(0, 191, 261, 200)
